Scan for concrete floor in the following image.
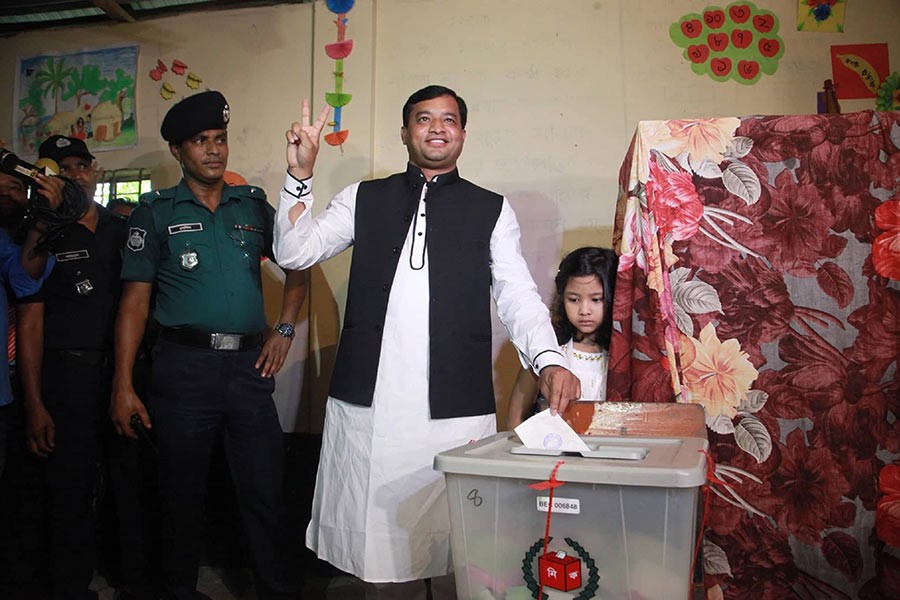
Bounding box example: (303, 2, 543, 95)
(1, 431, 367, 600)
(91, 567, 367, 599)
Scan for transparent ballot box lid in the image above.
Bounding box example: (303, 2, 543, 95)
(434, 431, 708, 488)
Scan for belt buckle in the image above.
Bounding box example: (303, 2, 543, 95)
(210, 333, 241, 351)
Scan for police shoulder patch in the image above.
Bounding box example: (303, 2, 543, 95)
(127, 227, 147, 252)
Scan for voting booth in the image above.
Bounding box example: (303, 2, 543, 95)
(435, 430, 708, 600)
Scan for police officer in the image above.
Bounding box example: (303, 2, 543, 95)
(110, 91, 306, 600)
(18, 135, 127, 599)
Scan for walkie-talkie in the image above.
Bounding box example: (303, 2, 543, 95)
(129, 414, 156, 453)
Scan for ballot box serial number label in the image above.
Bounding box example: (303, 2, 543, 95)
(537, 496, 580, 514)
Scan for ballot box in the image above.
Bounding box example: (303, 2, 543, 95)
(434, 432, 708, 600)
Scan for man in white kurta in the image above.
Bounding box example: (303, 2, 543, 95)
(275, 86, 580, 598)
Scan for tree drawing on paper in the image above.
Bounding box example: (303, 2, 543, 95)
(34, 57, 75, 114)
(16, 45, 138, 156)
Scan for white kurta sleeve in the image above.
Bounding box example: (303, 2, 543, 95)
(274, 172, 359, 270)
(490, 198, 568, 374)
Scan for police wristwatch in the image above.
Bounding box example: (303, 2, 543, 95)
(274, 322, 295, 339)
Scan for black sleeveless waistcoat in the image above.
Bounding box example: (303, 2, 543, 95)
(328, 165, 503, 419)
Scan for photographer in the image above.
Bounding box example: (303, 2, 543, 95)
(16, 135, 133, 600)
(0, 168, 59, 480)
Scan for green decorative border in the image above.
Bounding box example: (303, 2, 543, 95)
(521, 536, 601, 599)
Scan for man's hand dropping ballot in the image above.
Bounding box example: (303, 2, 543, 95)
(514, 409, 591, 453)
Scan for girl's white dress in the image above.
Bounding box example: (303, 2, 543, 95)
(563, 339, 608, 402)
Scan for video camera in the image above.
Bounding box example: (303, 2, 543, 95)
(0, 148, 91, 248)
(0, 147, 60, 179)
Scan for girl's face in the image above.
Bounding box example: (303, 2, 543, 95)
(563, 274, 605, 340)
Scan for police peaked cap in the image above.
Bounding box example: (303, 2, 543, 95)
(160, 90, 230, 144)
(39, 135, 95, 163)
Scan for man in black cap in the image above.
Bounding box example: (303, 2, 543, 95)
(37, 134, 99, 203)
(34, 136, 157, 600)
(110, 90, 306, 600)
(17, 135, 129, 599)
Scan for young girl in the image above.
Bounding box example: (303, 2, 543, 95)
(506, 246, 617, 429)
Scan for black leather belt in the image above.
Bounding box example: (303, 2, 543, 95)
(158, 327, 263, 351)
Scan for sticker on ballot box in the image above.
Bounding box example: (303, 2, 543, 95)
(537, 496, 581, 514)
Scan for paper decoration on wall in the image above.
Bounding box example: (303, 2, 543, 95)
(876, 72, 900, 111)
(830, 43, 890, 99)
(148, 58, 202, 100)
(186, 72, 202, 90)
(324, 0, 354, 148)
(148, 59, 167, 81)
(669, 2, 784, 85)
(160, 82, 175, 100)
(797, 0, 846, 32)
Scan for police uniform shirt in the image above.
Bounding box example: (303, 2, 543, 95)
(121, 180, 274, 334)
(19, 204, 127, 351)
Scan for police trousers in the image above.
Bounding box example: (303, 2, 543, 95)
(40, 349, 108, 599)
(150, 338, 300, 600)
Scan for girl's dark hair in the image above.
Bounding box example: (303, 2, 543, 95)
(550, 246, 618, 349)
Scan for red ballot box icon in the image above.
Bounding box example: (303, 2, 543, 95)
(539, 550, 582, 591)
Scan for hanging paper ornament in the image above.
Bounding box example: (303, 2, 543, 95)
(324, 0, 354, 147)
(326, 39, 353, 60)
(325, 0, 354, 12)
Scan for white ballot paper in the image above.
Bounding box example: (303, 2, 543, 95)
(514, 409, 591, 453)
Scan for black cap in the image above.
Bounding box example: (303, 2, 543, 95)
(161, 90, 230, 144)
(38, 135, 95, 163)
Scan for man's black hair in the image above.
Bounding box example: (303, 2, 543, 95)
(402, 85, 468, 129)
(107, 198, 137, 212)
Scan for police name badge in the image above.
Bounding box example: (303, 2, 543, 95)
(180, 249, 199, 271)
(127, 227, 147, 252)
(75, 278, 93, 296)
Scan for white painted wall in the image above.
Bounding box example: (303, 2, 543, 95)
(1, 0, 897, 430)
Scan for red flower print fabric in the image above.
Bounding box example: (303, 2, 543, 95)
(609, 110, 900, 598)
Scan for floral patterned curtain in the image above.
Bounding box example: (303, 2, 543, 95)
(608, 111, 900, 598)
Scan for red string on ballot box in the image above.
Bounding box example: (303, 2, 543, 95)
(523, 452, 727, 598)
(526, 452, 723, 599)
(528, 460, 566, 600)
(691, 449, 733, 599)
